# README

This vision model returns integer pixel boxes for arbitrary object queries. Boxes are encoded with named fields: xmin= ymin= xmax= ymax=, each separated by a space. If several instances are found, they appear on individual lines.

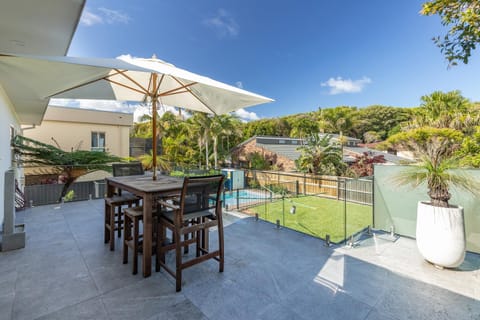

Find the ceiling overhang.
xmin=0 ymin=0 xmax=86 ymax=124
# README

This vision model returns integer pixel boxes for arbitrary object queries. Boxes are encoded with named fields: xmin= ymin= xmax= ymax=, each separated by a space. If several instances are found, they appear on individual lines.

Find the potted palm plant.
xmin=388 ymin=127 xmax=478 ymax=268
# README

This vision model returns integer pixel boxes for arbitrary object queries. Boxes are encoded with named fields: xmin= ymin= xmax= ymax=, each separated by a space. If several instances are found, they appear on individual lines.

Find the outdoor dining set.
xmin=103 ymin=162 xmax=225 ymax=292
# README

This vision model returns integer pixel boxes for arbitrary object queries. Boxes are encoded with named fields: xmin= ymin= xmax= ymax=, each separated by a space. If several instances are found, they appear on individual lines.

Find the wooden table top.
xmin=106 ymin=175 xmax=184 ymax=194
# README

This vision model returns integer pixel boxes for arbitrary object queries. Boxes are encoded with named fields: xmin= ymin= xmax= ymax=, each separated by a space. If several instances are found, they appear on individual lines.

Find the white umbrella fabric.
xmin=0 ymin=53 xmax=273 ymax=179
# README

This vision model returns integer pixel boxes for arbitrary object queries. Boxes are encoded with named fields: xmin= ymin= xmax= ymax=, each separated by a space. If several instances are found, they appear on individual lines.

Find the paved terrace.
xmin=1 ymin=199 xmax=479 ymax=320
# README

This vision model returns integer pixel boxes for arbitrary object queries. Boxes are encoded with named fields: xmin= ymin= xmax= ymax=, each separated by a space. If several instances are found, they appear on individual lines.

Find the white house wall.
xmin=0 ymin=85 xmax=21 ymax=227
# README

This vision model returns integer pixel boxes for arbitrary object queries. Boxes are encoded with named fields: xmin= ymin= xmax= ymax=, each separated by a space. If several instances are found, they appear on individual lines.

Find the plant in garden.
xmin=346 ymin=152 xmax=386 ymax=178
xmin=12 ymin=135 xmax=120 ymax=201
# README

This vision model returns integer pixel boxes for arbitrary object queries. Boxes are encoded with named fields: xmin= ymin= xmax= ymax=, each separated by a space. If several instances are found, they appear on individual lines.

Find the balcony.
xmin=1 ymin=199 xmax=479 ymax=320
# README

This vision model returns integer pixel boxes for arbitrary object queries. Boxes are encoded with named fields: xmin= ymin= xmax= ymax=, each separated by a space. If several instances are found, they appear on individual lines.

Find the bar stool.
xmin=123 ymin=206 xmax=156 ymax=275
xmin=104 ymin=194 xmax=140 ymax=251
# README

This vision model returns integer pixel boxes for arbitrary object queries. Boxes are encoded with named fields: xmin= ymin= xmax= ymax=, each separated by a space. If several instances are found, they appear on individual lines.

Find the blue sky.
xmin=65 ymin=0 xmax=480 ymax=121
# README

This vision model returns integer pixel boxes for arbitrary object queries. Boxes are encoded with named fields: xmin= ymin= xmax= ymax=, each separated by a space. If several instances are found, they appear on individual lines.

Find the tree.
xmin=190 ymin=112 xmax=212 ymax=170
xmin=406 ymin=91 xmax=480 ymax=135
xmin=138 ymin=150 xmax=171 ymax=172
xmin=317 ymin=106 xmax=357 ymax=137
xmin=248 ymin=152 xmax=271 ymax=170
xmin=288 ymin=114 xmax=319 ymax=139
xmin=352 ymin=105 xmax=412 ymax=141
xmin=12 ymin=135 xmax=120 ymax=201
xmin=457 ymin=126 xmax=480 ymax=167
xmin=296 ymin=134 xmax=346 ymax=175
xmin=422 ymin=0 xmax=480 ymax=66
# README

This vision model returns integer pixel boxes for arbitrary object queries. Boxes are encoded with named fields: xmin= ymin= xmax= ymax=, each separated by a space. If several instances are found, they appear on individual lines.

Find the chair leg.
xmin=132 ymin=217 xmax=139 ymax=275
xmin=156 ymin=222 xmax=166 ymax=272
xmin=117 ymin=204 xmax=125 ymax=238
xmin=104 ymin=202 xmax=110 ymax=244
xmin=109 ymin=205 xmax=115 ymax=251
xmin=218 ymin=215 xmax=225 ymax=273
xmin=123 ymin=213 xmax=131 ymax=265
xmin=174 ymin=226 xmax=182 ymax=292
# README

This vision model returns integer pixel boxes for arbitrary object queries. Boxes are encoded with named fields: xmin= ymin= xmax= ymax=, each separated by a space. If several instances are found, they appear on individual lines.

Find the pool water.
xmin=222 ymin=189 xmax=266 ymax=206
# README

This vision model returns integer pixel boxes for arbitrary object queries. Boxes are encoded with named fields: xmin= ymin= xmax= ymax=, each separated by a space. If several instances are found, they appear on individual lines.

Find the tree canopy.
xmin=422 ymin=0 xmax=480 ymax=65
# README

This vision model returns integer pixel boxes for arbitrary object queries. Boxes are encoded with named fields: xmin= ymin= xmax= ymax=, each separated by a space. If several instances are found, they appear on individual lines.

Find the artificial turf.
xmin=248 ymin=195 xmax=372 ymax=243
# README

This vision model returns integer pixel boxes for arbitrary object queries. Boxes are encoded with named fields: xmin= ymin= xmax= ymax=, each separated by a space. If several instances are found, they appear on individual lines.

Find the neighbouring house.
xmin=24 ymin=105 xmax=133 ymax=158
xmin=231 ymin=136 xmax=305 ymax=171
xmin=0 ymin=0 xmax=85 ymax=226
xmin=231 ymin=135 xmax=410 ymax=172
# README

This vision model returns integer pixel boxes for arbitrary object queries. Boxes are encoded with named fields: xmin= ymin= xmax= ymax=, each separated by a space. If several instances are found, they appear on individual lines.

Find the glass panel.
xmin=233 ymin=170 xmax=374 ymax=244
xmin=373 ymin=165 xmax=480 ymax=253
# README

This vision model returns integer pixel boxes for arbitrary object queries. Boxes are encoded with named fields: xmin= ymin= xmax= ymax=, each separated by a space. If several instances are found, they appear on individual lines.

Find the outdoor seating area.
xmin=1 ymin=199 xmax=479 ymax=320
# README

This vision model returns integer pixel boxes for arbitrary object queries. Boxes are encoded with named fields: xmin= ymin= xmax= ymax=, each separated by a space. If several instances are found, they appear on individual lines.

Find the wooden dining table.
xmin=105 ymin=174 xmax=184 ymax=277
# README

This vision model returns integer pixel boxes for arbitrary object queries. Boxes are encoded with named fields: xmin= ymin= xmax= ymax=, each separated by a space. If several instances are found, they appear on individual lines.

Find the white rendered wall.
xmin=0 ymin=85 xmax=21 ymax=227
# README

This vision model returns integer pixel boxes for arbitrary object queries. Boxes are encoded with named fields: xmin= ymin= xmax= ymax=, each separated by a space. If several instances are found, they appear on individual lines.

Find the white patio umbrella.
xmin=0 ymin=53 xmax=273 ymax=179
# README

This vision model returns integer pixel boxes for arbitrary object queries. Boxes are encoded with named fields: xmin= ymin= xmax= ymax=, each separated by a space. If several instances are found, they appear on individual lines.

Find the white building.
xmin=0 ymin=1 xmax=85 ymax=226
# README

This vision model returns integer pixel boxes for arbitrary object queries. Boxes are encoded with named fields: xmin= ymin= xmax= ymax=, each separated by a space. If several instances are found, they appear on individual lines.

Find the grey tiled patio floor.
xmin=1 ymin=199 xmax=479 ymax=320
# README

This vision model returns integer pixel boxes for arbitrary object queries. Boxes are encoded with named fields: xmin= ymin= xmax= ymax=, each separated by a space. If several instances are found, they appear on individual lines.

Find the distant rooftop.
xmin=236 ymin=135 xmax=410 ymax=164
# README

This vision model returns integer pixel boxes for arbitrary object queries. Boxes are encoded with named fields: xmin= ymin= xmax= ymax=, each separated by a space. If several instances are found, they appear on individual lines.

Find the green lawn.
xmin=248 ymin=196 xmax=372 ymax=243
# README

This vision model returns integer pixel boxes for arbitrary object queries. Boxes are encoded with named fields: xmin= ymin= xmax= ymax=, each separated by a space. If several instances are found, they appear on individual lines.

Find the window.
xmin=91 ymin=132 xmax=105 ymax=152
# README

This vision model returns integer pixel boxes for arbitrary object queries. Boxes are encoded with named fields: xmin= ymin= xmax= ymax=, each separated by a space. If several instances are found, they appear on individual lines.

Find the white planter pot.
xmin=416 ymin=201 xmax=466 ymax=268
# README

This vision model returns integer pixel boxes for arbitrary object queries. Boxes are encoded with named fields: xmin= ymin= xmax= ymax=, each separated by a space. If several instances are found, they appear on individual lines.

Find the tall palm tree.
xmin=210 ymin=114 xmax=240 ymax=169
xmin=296 ymin=134 xmax=345 ymax=175
xmin=190 ymin=112 xmax=212 ymax=169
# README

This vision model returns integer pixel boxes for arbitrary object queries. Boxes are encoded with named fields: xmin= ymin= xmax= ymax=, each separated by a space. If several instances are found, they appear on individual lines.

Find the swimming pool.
xmin=222 ymin=189 xmax=271 ymax=208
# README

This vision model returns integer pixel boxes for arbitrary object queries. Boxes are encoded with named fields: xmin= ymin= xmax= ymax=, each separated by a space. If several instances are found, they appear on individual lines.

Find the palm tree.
xmin=296 ymin=134 xmax=345 ymax=175
xmin=388 ymin=127 xmax=477 ymax=207
xmin=210 ymin=114 xmax=241 ymax=169
xmin=138 ymin=150 xmax=171 ymax=173
xmin=406 ymin=91 xmax=479 ymax=134
xmin=190 ymin=112 xmax=212 ymax=170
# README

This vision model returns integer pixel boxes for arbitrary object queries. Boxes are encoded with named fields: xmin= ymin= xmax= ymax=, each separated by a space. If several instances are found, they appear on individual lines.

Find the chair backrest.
xmin=112 ymin=162 xmax=144 ymax=177
xmin=180 ymin=175 xmax=224 ymax=216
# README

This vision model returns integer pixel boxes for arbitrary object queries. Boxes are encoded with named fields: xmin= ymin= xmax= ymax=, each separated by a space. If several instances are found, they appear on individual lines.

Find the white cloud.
xmin=204 ymin=9 xmax=239 ymax=38
xmin=98 ymin=7 xmax=131 ymax=24
xmin=235 ymin=81 xmax=243 ymax=89
xmin=233 ymin=108 xmax=259 ymax=122
xmin=80 ymin=7 xmax=131 ymax=26
xmin=134 ymin=104 xmax=180 ymax=122
xmin=80 ymin=8 xmax=103 ymax=26
xmin=321 ymin=76 xmax=372 ymax=95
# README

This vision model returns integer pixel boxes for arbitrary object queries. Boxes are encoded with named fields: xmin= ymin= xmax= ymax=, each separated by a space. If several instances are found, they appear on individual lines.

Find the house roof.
xmin=234 ymin=135 xmax=411 ymax=165
xmin=43 ymin=105 xmax=133 ymax=127
xmin=0 ymin=0 xmax=86 ymax=124
xmin=344 ymin=146 xmax=412 ymax=164
xmin=256 ymin=142 xmax=303 ymax=161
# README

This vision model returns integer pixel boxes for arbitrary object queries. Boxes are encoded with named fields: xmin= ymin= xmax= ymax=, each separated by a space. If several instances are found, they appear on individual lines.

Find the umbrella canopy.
xmin=0 ymin=53 xmax=273 ymax=179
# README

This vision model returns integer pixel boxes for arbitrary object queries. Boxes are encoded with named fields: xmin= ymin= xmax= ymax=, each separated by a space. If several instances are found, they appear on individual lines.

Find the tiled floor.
xmin=0 ymin=199 xmax=479 ymax=320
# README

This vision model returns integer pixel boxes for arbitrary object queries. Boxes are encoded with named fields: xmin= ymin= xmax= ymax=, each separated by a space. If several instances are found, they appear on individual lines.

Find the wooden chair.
xmin=104 ymin=162 xmax=143 ymax=251
xmin=123 ymin=206 xmax=157 ymax=275
xmin=155 ymin=174 xmax=225 ymax=292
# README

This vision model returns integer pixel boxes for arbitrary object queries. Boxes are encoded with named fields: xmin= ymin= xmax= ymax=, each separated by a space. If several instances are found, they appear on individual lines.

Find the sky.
xmin=62 ymin=0 xmax=480 ymax=121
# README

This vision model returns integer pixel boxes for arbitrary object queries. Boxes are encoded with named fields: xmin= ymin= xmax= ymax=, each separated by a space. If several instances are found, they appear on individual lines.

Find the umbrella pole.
xmin=152 ymin=74 xmax=158 ymax=181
